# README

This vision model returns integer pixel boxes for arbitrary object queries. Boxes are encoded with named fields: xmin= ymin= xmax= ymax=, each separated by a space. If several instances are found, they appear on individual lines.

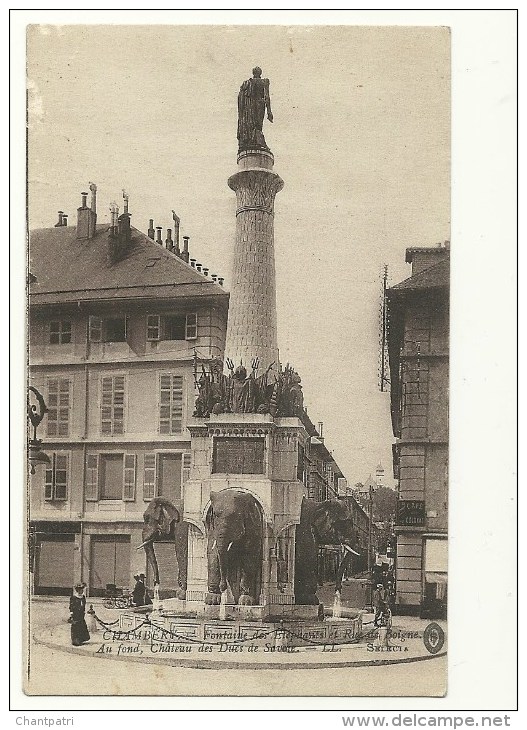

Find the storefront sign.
xmin=396 ymin=499 xmax=425 ymax=526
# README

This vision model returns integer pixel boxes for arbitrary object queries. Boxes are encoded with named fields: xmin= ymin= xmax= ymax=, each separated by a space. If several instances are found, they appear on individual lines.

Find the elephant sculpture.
xmin=205 ymin=489 xmax=263 ymax=606
xmin=294 ymin=498 xmax=360 ymax=605
xmin=137 ymin=497 xmax=188 ymax=600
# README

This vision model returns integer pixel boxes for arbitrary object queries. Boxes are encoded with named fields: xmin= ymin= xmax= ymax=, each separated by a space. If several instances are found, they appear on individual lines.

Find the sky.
xmin=27 ymin=24 xmax=450 ymax=487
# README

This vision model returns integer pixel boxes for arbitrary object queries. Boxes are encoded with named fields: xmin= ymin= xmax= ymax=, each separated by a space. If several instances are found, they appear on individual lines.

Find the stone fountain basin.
xmin=119 ymin=601 xmax=363 ymax=648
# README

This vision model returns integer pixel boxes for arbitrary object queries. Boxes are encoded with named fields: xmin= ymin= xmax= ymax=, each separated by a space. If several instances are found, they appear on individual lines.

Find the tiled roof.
xmin=388 ymin=257 xmax=449 ymax=293
xmin=29 ymin=224 xmax=229 ymax=305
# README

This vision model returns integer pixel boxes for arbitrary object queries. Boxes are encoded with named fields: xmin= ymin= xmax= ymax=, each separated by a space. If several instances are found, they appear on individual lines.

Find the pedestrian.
xmin=69 ymin=582 xmax=90 ymax=646
xmin=132 ymin=573 xmax=152 ymax=607
xmin=373 ymin=582 xmax=387 ymax=627
xmin=375 ymin=604 xmax=392 ymax=648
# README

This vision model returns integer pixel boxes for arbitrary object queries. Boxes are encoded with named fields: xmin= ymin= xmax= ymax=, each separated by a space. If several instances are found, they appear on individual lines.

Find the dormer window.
xmin=147 ymin=313 xmax=197 ymax=342
xmin=49 ymin=320 xmax=72 ymax=344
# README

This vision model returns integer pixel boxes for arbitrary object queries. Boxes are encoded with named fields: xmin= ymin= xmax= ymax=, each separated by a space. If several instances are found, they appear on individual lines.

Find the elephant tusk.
xmin=227 ymin=542 xmax=233 ymax=552
xmin=212 ymin=539 xmax=217 ymax=550
xmin=136 ymin=539 xmax=152 ymax=550
xmin=343 ymin=545 xmax=360 ymax=556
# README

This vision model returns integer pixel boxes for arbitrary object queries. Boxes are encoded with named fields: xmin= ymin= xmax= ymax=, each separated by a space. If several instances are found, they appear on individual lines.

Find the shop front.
xmin=32 ymin=521 xmax=80 ymax=596
xmin=421 ymin=536 xmax=447 ymax=619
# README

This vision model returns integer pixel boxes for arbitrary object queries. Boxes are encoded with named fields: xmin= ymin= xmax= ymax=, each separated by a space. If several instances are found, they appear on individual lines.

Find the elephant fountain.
xmin=205 ymin=489 xmax=263 ymax=606
xmin=137 ymin=497 xmax=188 ymax=600
xmin=294 ymin=498 xmax=360 ymax=606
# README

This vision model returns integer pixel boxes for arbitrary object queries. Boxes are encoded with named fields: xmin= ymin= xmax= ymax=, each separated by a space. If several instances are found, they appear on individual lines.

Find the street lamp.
xmin=27 ymin=386 xmax=50 ymax=475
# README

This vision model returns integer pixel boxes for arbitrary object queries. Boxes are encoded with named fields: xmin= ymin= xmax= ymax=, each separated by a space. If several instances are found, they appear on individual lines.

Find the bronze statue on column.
xmin=237 ymin=67 xmax=273 ymax=152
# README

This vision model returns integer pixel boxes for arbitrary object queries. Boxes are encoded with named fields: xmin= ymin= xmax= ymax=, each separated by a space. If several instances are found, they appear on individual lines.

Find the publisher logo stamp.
xmin=423 ymin=623 xmax=445 ymax=654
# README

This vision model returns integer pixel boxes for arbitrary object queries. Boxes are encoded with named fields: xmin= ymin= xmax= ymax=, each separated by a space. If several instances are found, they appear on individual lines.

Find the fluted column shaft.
xmin=225 ymin=150 xmax=284 ymax=373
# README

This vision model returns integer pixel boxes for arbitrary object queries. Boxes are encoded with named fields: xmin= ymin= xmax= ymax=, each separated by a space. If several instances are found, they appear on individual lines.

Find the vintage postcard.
xmin=23 ymin=22 xmax=451 ymax=698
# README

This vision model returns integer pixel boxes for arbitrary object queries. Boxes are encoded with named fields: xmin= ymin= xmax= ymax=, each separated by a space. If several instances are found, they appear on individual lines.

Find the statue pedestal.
xmin=183 ymin=413 xmax=308 ymax=619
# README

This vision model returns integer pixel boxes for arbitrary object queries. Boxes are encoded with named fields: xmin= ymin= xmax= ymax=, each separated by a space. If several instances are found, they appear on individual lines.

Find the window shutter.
xmin=89 ymin=316 xmax=102 ymax=342
xmin=47 ymin=380 xmax=58 ymax=436
xmin=143 ymin=454 xmax=156 ymax=500
xmin=101 ymin=377 xmax=113 ymax=434
xmin=123 ymin=454 xmax=137 ymax=501
xmin=185 ymin=312 xmax=197 ymax=340
xmin=101 ymin=376 xmax=125 ymax=435
xmin=58 ymin=379 xmax=70 ymax=436
xmin=113 ymin=376 xmax=125 ymax=434
xmin=147 ymin=315 xmax=161 ymax=341
xmin=54 ymin=453 xmax=68 ymax=500
xmin=182 ymin=452 xmax=191 ymax=484
xmin=47 ymin=379 xmax=70 ymax=437
xmin=159 ymin=374 xmax=183 ymax=434
xmin=44 ymin=457 xmax=54 ymax=501
xmin=86 ymin=454 xmax=99 ymax=500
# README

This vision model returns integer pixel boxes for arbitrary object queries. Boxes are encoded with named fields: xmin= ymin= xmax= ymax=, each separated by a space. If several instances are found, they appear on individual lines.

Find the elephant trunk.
xmin=335 ymin=550 xmax=352 ymax=594
xmin=143 ymin=540 xmax=159 ymax=585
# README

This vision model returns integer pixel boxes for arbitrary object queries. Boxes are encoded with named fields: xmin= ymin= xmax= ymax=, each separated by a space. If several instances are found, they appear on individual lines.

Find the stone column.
xmin=225 ymin=148 xmax=284 ymax=373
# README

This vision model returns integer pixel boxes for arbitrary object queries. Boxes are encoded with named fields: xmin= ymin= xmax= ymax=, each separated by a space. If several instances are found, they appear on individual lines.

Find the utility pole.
xmin=365 ymin=483 xmax=374 ymax=611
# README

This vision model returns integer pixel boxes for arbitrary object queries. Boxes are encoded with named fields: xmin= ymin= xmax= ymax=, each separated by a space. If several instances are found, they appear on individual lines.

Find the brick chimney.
xmin=89 ymin=183 xmax=97 ymax=237
xmin=405 ymin=244 xmax=449 ymax=275
xmin=181 ymin=235 xmax=190 ymax=264
xmin=147 ymin=219 xmax=155 ymax=240
xmin=107 ymin=202 xmax=132 ymax=264
xmin=76 ymin=189 xmax=97 ymax=239
xmin=54 ymin=211 xmax=64 ymax=227
xmin=172 ymin=210 xmax=180 ymax=253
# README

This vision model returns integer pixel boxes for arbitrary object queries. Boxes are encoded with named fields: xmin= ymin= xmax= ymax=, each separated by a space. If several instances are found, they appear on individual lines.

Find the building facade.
xmin=387 ymin=244 xmax=449 ymax=616
xmin=28 ymin=193 xmax=229 ymax=596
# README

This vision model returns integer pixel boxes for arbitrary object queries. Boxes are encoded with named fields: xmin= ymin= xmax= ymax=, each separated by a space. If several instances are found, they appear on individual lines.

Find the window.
xmin=165 ymin=315 xmax=186 ymax=341
xmin=159 ymin=375 xmax=184 ymax=434
xmin=146 ymin=313 xmax=197 ymax=342
xmin=185 ymin=313 xmax=197 ymax=340
xmin=147 ymin=315 xmax=160 ymax=341
xmin=99 ymin=454 xmax=123 ymax=499
xmin=212 ymin=438 xmax=265 ymax=474
xmin=44 ymin=453 xmax=69 ymax=501
xmin=47 ymin=379 xmax=71 ymax=437
xmin=49 ymin=320 xmax=72 ymax=344
xmin=93 ymin=453 xmax=137 ymax=501
xmin=142 ymin=453 xmax=186 ymax=501
xmin=101 ymin=376 xmax=125 ymax=435
xmin=105 ymin=318 xmax=127 ymax=342
xmin=89 ymin=316 xmax=127 ymax=343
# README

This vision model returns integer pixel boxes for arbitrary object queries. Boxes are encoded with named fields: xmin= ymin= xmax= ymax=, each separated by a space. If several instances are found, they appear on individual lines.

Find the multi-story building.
xmin=28 ymin=191 xmax=229 ymax=596
xmin=387 ymin=243 xmax=449 ymax=617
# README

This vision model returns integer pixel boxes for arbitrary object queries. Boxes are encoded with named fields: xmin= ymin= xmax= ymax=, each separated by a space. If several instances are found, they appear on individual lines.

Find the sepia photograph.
xmin=17 ymin=13 xmax=515 ymax=707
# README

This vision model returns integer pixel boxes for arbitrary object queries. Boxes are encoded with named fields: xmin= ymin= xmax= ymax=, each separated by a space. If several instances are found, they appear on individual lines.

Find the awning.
xmin=425 ymin=572 xmax=447 ymax=584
